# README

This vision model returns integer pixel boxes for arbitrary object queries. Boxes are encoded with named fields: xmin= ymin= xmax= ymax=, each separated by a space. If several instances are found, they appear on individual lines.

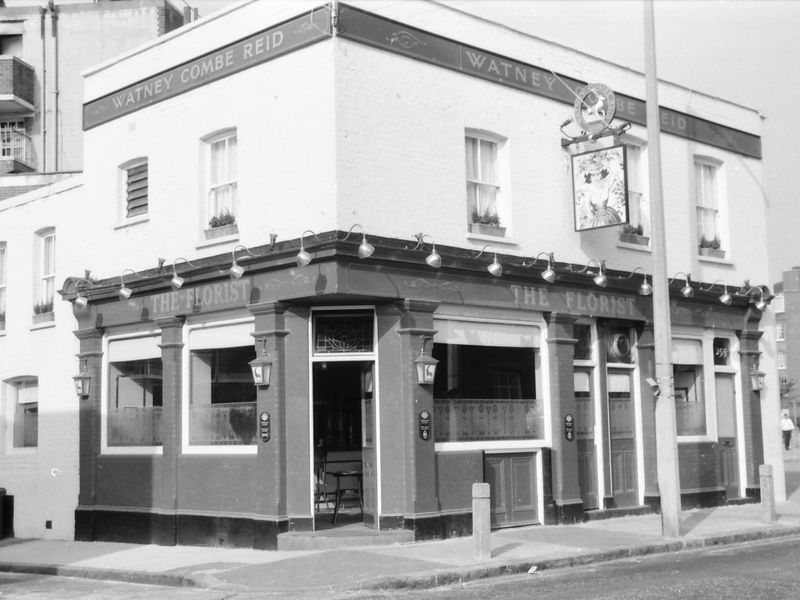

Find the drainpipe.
xmin=50 ymin=0 xmax=59 ymax=171
xmin=39 ymin=6 xmax=47 ymax=172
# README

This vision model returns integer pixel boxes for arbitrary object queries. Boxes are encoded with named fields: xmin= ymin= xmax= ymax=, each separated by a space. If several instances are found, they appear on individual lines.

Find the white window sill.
xmin=617 ymin=241 xmax=652 ymax=253
xmin=698 ymin=254 xmax=733 ymax=266
xmin=101 ymin=446 xmax=163 ymax=455
xmin=466 ymin=232 xmax=519 ymax=247
xmin=196 ymin=232 xmax=240 ymax=250
xmin=435 ymin=440 xmax=547 ymax=452
xmin=4 ymin=446 xmax=36 ymax=455
xmin=30 ymin=319 xmax=56 ymax=331
xmin=677 ymin=434 xmax=714 ymax=444
xmin=114 ymin=216 xmax=150 ymax=230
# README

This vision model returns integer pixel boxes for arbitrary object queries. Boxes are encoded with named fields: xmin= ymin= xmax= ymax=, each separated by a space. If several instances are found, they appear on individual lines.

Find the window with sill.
xmin=204 ymin=129 xmax=238 ymax=236
xmin=4 ymin=377 xmax=38 ymax=450
xmin=0 ymin=120 xmax=28 ymax=162
xmin=33 ymin=228 xmax=55 ymax=318
xmin=465 ymin=131 xmax=508 ymax=237
xmin=619 ymin=142 xmax=650 ymax=245
xmin=106 ymin=336 xmax=163 ymax=448
xmin=695 ymin=158 xmax=726 ymax=257
xmin=120 ymin=158 xmax=148 ymax=219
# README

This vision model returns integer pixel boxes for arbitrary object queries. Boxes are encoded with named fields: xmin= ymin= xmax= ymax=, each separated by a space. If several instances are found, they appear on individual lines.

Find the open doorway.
xmin=312 ymin=360 xmax=375 ymax=529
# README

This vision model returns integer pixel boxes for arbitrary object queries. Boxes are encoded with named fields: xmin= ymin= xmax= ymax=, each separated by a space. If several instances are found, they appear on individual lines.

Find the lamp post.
xmin=644 ymin=0 xmax=681 ymax=538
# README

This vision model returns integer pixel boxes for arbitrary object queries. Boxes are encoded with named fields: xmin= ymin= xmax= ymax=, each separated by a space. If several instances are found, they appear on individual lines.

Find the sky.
xmin=191 ymin=0 xmax=798 ymax=284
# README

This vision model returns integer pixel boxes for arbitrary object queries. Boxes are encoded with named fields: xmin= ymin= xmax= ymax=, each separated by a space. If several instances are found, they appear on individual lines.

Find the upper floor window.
xmin=0 ymin=120 xmax=27 ymax=161
xmin=773 ymin=294 xmax=785 ymax=314
xmin=695 ymin=158 xmax=726 ymax=258
xmin=619 ymin=141 xmax=650 ymax=245
xmin=4 ymin=377 xmax=38 ymax=450
xmin=777 ymin=322 xmax=786 ymax=342
xmin=121 ymin=158 xmax=148 ymax=219
xmin=34 ymin=228 xmax=55 ymax=316
xmin=0 ymin=242 xmax=6 ymax=328
xmin=778 ymin=351 xmax=787 ymax=370
xmin=204 ymin=129 xmax=238 ymax=231
xmin=465 ymin=131 xmax=508 ymax=238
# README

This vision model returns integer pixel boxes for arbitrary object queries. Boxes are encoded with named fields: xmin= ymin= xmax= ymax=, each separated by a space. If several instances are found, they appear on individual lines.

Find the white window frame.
xmin=465 ymin=129 xmax=510 ymax=239
xmin=618 ymin=137 xmax=651 ymax=245
xmin=182 ymin=317 xmax=256 ymax=455
xmin=101 ymin=332 xmax=163 ymax=455
xmin=203 ymin=128 xmax=238 ymax=228
xmin=118 ymin=157 xmax=149 ymax=225
xmin=0 ymin=120 xmax=27 ymax=161
xmin=777 ymin=322 xmax=786 ymax=342
xmin=3 ymin=376 xmax=38 ymax=454
xmin=694 ymin=156 xmax=727 ymax=254
xmin=33 ymin=227 xmax=55 ymax=313
xmin=778 ymin=351 xmax=787 ymax=371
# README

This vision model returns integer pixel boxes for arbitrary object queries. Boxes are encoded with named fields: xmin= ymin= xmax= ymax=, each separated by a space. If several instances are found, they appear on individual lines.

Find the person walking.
xmin=781 ymin=411 xmax=795 ymax=450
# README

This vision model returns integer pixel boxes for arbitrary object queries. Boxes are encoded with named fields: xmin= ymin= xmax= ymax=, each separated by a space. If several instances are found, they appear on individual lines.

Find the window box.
xmin=204 ymin=223 xmax=238 ymax=240
xmin=32 ymin=311 xmax=54 ymax=324
xmin=619 ymin=232 xmax=650 ymax=246
xmin=469 ymin=223 xmax=506 ymax=237
xmin=698 ymin=247 xmax=725 ymax=259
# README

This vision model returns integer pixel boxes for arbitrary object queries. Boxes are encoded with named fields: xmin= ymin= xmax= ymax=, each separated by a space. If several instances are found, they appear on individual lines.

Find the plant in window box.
xmin=470 ymin=208 xmax=506 ymax=237
xmin=32 ymin=300 xmax=54 ymax=323
xmin=698 ymin=234 xmax=725 ymax=258
xmin=619 ymin=223 xmax=650 ymax=246
xmin=205 ymin=210 xmax=238 ymax=239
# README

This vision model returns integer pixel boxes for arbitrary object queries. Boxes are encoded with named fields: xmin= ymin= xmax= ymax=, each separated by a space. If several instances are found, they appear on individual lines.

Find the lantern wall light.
xmin=521 ymin=252 xmax=558 ymax=284
xmin=735 ymin=281 xmax=771 ymax=311
xmin=63 ymin=276 xmax=96 ymax=309
xmin=73 ymin=358 xmax=91 ymax=398
xmin=296 ymin=230 xmax=320 ymax=267
xmin=699 ymin=279 xmax=732 ymax=306
xmin=118 ymin=268 xmax=148 ymax=300
xmin=414 ymin=335 xmax=438 ymax=384
xmin=669 ymin=272 xmax=694 ymax=298
xmin=249 ymin=338 xmax=273 ymax=387
xmin=617 ymin=267 xmax=652 ymax=296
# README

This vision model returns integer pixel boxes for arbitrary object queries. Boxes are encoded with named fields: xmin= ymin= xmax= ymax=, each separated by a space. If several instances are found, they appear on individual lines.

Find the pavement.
xmin=2 ymin=448 xmax=800 ymax=599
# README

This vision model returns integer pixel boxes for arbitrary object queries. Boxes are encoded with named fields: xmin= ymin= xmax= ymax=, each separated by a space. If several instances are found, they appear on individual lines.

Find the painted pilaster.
xmin=248 ymin=301 xmax=289 ymax=549
xmin=738 ymin=325 xmax=764 ymax=495
xmin=636 ymin=322 xmax=660 ymax=502
xmin=394 ymin=298 xmax=439 ymax=538
xmin=545 ymin=312 xmax=582 ymax=523
xmin=73 ymin=327 xmax=103 ymax=541
xmin=155 ymin=316 xmax=184 ymax=545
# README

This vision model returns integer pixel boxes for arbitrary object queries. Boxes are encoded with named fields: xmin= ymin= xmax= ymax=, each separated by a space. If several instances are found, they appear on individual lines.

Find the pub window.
xmin=695 ymin=156 xmax=727 ymax=257
xmin=203 ymin=128 xmax=238 ymax=230
xmin=433 ymin=343 xmax=542 ymax=442
xmin=186 ymin=321 xmax=256 ymax=449
xmin=33 ymin=227 xmax=55 ymax=316
xmin=313 ymin=311 xmax=374 ymax=355
xmin=106 ymin=336 xmax=162 ymax=448
xmin=619 ymin=140 xmax=650 ymax=244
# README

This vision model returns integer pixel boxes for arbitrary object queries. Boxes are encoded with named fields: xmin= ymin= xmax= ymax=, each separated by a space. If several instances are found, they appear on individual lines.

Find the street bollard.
xmin=472 ymin=482 xmax=491 ymax=560
xmin=760 ymin=464 xmax=776 ymax=523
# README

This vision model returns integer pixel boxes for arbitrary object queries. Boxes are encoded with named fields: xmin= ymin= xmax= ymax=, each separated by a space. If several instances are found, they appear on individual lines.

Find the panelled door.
xmin=484 ymin=452 xmax=539 ymax=528
xmin=607 ymin=369 xmax=637 ymax=507
xmin=575 ymin=368 xmax=599 ymax=509
xmin=716 ymin=373 xmax=739 ymax=499
xmin=361 ymin=362 xmax=377 ymax=526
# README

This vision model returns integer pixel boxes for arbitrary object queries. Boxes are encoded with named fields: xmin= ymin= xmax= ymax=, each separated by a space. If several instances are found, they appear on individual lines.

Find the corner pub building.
xmin=61 ymin=1 xmax=777 ymax=548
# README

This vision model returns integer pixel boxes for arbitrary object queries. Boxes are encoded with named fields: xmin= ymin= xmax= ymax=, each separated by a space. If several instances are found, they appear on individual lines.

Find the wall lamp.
xmin=414 ymin=335 xmax=438 ymax=384
xmin=669 ymin=272 xmax=694 ymax=298
xmin=699 ymin=280 xmax=732 ymax=305
xmin=296 ymin=230 xmax=320 ymax=267
xmin=63 ymin=276 xmax=96 ymax=309
xmin=73 ymin=357 xmax=91 ymax=399
xmin=230 ymin=245 xmax=257 ymax=279
xmin=736 ymin=280 xmax=770 ymax=311
xmin=619 ymin=267 xmax=652 ymax=296
xmin=570 ymin=259 xmax=606 ymax=288
xmin=169 ymin=257 xmax=199 ymax=290
xmin=249 ymin=338 xmax=273 ymax=387
xmin=118 ymin=268 xmax=147 ymax=300
xmin=522 ymin=252 xmax=557 ymax=284
xmin=474 ymin=245 xmax=502 ymax=277
xmin=341 ymin=224 xmax=375 ymax=259
xmin=411 ymin=233 xmax=442 ymax=268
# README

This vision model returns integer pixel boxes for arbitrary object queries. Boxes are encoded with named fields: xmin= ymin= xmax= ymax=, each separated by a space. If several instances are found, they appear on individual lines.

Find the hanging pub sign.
xmin=572 ymin=144 xmax=629 ymax=232
xmin=573 ymin=83 xmax=617 ymax=134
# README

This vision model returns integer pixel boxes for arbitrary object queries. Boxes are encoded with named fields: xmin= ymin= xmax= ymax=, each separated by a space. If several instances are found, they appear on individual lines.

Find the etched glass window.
xmin=313 ymin=312 xmax=374 ymax=354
